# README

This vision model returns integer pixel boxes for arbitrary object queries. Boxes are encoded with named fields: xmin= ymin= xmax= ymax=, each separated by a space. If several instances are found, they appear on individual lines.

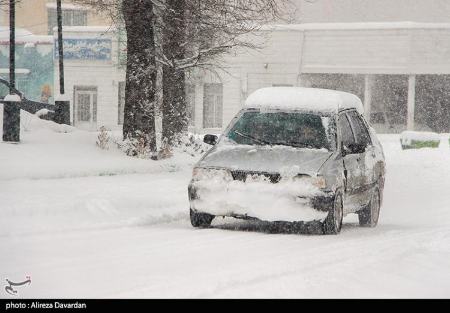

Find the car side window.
xmin=339 ymin=113 xmax=356 ymax=148
xmin=347 ymin=111 xmax=372 ymax=147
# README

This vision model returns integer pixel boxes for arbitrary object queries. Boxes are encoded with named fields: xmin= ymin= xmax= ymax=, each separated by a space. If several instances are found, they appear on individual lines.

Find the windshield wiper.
xmin=233 ymin=130 xmax=271 ymax=146
xmin=272 ymin=141 xmax=322 ymax=149
xmin=284 ymin=142 xmax=315 ymax=149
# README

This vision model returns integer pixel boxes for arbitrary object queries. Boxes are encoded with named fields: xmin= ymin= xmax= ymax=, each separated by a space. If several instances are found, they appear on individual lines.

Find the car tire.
xmin=358 ymin=186 xmax=381 ymax=227
xmin=190 ymin=209 xmax=214 ymax=228
xmin=323 ymin=191 xmax=344 ymax=235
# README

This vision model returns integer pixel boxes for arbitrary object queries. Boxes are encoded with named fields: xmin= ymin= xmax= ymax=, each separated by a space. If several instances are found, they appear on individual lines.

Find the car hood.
xmin=197 ymin=142 xmax=333 ymax=176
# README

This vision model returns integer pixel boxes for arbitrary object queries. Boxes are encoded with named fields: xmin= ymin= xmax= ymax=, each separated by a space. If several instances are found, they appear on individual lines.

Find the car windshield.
xmin=226 ymin=110 xmax=334 ymax=150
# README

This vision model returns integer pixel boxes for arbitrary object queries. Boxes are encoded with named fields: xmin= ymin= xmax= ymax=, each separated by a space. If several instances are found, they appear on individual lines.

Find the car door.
xmin=346 ymin=111 xmax=375 ymax=205
xmin=338 ymin=112 xmax=363 ymax=212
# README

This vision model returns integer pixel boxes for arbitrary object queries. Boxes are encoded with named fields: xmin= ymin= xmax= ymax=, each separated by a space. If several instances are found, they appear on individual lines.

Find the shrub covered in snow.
xmin=116 ymin=133 xmax=157 ymax=159
xmin=96 ymin=126 xmax=111 ymax=150
xmin=400 ymin=131 xmax=440 ymax=150
xmin=113 ymin=132 xmax=212 ymax=160
xmin=170 ymin=133 xmax=213 ymax=157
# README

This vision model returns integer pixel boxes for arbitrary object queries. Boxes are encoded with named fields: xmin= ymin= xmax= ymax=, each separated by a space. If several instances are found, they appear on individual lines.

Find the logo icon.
xmin=4 ymin=276 xmax=31 ymax=296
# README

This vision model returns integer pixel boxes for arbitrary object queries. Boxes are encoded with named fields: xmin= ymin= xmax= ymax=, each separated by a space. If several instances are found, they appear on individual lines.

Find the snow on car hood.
xmin=197 ymin=142 xmax=333 ymax=176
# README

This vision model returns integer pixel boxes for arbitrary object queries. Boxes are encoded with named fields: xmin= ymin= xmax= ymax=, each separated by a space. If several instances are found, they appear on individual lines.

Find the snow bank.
xmin=400 ymin=131 xmax=441 ymax=149
xmin=55 ymin=94 xmax=71 ymax=102
xmin=245 ymin=87 xmax=364 ymax=114
xmin=0 ymin=111 xmax=199 ymax=236
xmin=0 ymin=110 xmax=199 ymax=181
xmin=4 ymin=94 xmax=21 ymax=102
xmin=35 ymin=108 xmax=53 ymax=117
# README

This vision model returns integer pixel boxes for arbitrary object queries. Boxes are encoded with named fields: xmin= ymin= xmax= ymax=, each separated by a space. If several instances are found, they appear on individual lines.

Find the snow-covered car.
xmin=188 ymin=87 xmax=386 ymax=234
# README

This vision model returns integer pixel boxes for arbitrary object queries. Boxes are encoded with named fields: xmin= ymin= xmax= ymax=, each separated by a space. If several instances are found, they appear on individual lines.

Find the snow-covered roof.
xmin=0 ymin=68 xmax=31 ymax=75
xmin=262 ymin=22 xmax=450 ymax=31
xmin=46 ymin=3 xmax=88 ymax=11
xmin=244 ymin=87 xmax=364 ymax=114
xmin=0 ymin=27 xmax=53 ymax=44
xmin=53 ymin=26 xmax=115 ymax=33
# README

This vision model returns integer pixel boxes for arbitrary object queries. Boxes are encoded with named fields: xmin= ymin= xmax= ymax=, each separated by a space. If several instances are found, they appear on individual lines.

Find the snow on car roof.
xmin=244 ymin=87 xmax=364 ymax=114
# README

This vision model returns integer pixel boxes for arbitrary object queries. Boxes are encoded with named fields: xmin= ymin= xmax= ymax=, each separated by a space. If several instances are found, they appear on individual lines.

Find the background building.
xmin=0 ymin=1 xmax=112 ymax=108
xmin=0 ymin=0 xmax=110 ymax=35
xmin=3 ymin=1 xmax=450 ymax=133
xmin=0 ymin=27 xmax=54 ymax=103
xmin=294 ymin=0 xmax=450 ymax=23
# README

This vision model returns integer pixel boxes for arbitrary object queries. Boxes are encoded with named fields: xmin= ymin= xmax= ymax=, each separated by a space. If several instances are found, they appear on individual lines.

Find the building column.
xmin=407 ymin=74 xmax=416 ymax=131
xmin=363 ymin=75 xmax=372 ymax=121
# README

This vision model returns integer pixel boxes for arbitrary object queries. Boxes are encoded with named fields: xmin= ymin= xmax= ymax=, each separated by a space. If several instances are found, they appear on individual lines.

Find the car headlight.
xmin=192 ymin=167 xmax=232 ymax=182
xmin=293 ymin=174 xmax=327 ymax=189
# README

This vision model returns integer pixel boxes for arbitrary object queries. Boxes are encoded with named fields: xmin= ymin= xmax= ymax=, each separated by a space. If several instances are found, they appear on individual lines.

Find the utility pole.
xmin=2 ymin=0 xmax=21 ymax=143
xmin=54 ymin=0 xmax=70 ymax=125
xmin=9 ymin=0 xmax=14 ymax=93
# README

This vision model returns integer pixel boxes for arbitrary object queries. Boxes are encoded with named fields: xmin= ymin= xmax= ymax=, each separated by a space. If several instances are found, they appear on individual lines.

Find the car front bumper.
xmin=188 ymin=181 xmax=334 ymax=223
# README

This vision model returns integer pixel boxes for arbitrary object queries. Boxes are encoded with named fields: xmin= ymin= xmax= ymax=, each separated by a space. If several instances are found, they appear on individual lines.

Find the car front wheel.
xmin=190 ymin=209 xmax=215 ymax=228
xmin=323 ymin=191 xmax=344 ymax=235
xmin=358 ymin=186 xmax=380 ymax=227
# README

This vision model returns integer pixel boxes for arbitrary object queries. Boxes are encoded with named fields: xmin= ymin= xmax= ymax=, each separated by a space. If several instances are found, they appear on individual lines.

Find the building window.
xmin=203 ymin=83 xmax=223 ymax=128
xmin=48 ymin=8 xmax=87 ymax=34
xmin=118 ymin=82 xmax=125 ymax=125
xmin=186 ymin=84 xmax=195 ymax=126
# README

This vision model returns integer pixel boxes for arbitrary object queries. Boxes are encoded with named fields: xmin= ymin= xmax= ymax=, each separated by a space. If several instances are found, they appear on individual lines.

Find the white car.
xmin=188 ymin=87 xmax=386 ymax=234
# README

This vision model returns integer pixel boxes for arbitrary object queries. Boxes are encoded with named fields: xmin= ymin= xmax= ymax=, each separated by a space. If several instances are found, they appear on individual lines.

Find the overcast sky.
xmin=294 ymin=0 xmax=450 ymax=23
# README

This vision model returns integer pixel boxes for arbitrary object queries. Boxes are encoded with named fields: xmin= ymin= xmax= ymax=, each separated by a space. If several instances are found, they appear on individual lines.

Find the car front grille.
xmin=230 ymin=170 xmax=281 ymax=184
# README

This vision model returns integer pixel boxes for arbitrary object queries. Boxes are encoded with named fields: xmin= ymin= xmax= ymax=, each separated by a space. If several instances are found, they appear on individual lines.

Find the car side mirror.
xmin=342 ymin=143 xmax=366 ymax=156
xmin=203 ymin=134 xmax=218 ymax=145
xmin=341 ymin=143 xmax=351 ymax=157
xmin=351 ymin=143 xmax=367 ymax=154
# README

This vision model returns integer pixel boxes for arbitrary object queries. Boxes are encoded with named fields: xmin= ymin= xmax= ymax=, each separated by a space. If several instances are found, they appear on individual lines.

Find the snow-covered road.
xmin=1 ymin=116 xmax=450 ymax=298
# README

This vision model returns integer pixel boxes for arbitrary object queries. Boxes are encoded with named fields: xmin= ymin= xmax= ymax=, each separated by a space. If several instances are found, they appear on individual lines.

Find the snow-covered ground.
xmin=1 ymin=112 xmax=450 ymax=298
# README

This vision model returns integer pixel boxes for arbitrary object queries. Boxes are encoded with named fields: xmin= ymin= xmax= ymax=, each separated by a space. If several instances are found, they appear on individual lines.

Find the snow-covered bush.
xmin=116 ymin=134 xmax=157 ymax=160
xmin=113 ymin=132 xmax=213 ymax=160
xmin=400 ymin=131 xmax=440 ymax=150
xmin=169 ymin=133 xmax=213 ymax=158
xmin=96 ymin=126 xmax=111 ymax=150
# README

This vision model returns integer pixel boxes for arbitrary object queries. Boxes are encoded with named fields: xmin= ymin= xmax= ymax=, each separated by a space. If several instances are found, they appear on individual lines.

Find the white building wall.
xmin=54 ymin=27 xmax=124 ymax=130
xmin=410 ymin=29 xmax=450 ymax=74
xmin=56 ymin=23 xmax=450 ymax=133
xmin=294 ymin=0 xmax=450 ymax=23
xmin=301 ymin=29 xmax=410 ymax=74
xmin=297 ymin=24 xmax=450 ymax=75
xmin=207 ymin=30 xmax=304 ymax=132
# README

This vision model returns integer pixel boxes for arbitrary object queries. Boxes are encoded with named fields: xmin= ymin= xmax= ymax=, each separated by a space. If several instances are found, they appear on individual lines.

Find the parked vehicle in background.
xmin=188 ymin=87 xmax=386 ymax=234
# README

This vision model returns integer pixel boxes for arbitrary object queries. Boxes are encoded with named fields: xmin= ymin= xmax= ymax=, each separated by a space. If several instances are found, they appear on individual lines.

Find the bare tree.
xmin=72 ymin=0 xmax=295 ymax=153
xmin=159 ymin=0 xmax=295 ymax=146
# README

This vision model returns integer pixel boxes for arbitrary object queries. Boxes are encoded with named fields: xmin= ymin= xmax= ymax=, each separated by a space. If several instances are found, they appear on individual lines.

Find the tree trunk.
xmin=162 ymin=0 xmax=187 ymax=146
xmin=122 ymin=0 xmax=157 ymax=153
